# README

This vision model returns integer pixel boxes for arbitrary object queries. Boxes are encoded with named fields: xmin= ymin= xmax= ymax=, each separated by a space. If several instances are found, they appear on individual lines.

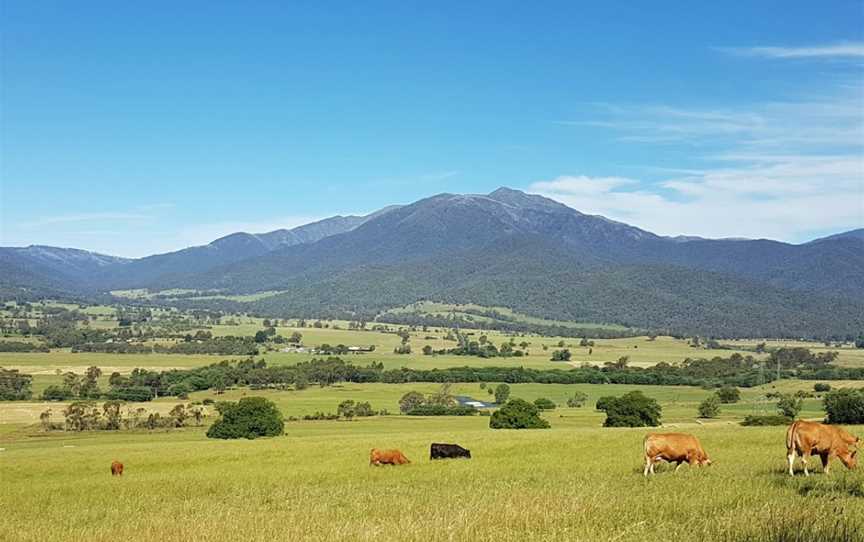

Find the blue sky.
xmin=1 ymin=1 xmax=862 ymax=257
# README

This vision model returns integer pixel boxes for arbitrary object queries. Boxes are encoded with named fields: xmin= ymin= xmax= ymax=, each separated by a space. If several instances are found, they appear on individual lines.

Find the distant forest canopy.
xmin=11 ymin=348 xmax=857 ymax=404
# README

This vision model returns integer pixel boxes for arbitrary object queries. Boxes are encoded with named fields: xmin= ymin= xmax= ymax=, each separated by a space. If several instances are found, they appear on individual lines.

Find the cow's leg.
xmin=821 ymin=453 xmax=831 ymax=474
xmin=787 ymin=450 xmax=796 ymax=476
xmin=801 ymin=453 xmax=810 ymax=476
xmin=675 ymin=461 xmax=684 ymax=473
xmin=643 ymin=456 xmax=651 ymax=477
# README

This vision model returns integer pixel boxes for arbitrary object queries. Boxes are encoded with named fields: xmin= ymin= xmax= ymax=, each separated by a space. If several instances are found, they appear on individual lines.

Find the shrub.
xmin=595 ymin=396 xmax=615 ymax=412
xmin=489 ymin=399 xmax=550 ymax=429
xmin=740 ymin=414 xmax=793 ymax=426
xmin=716 ymin=386 xmax=740 ymax=404
xmin=533 ymin=397 xmax=557 ymax=410
xmin=697 ymin=395 xmax=721 ymax=418
xmin=566 ymin=391 xmax=588 ymax=408
xmin=776 ymin=394 xmax=804 ymax=418
xmin=814 ymin=383 xmax=832 ymax=393
xmin=41 ymin=385 xmax=74 ymax=401
xmin=823 ymin=388 xmax=864 ymax=424
xmin=206 ymin=397 xmax=284 ymax=439
xmin=601 ymin=391 xmax=662 ymax=427
xmin=406 ymin=404 xmax=477 ymax=416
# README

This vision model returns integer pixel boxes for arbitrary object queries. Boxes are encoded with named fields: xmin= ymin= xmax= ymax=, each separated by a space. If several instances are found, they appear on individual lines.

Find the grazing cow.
xmin=786 ymin=420 xmax=859 ymax=476
xmin=110 ymin=460 xmax=124 ymax=476
xmin=430 ymin=443 xmax=471 ymax=460
xmin=643 ymin=433 xmax=711 ymax=476
xmin=369 ymin=448 xmax=410 ymax=466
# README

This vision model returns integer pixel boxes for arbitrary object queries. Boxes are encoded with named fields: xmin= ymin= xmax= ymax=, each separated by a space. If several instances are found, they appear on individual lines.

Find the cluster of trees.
xmin=69 ymin=348 xmax=860 ymax=403
xmin=489 ymin=398 xmax=550 ymax=429
xmin=596 ymin=391 xmax=662 ymax=427
xmin=378 ymin=312 xmax=642 ymax=339
xmin=336 ymin=399 xmax=378 ymax=419
xmin=421 ymin=334 xmax=528 ymax=358
xmin=823 ymin=388 xmax=864 ymax=424
xmin=0 ymin=368 xmax=32 ymax=400
xmin=397 ymin=383 xmax=477 ymax=416
xmin=0 ymin=341 xmax=49 ymax=353
xmin=40 ymin=401 xmax=203 ymax=432
xmin=42 ymin=366 xmax=104 ymax=401
xmin=206 ymin=397 xmax=283 ymax=439
xmin=69 ymin=335 xmax=260 ymax=355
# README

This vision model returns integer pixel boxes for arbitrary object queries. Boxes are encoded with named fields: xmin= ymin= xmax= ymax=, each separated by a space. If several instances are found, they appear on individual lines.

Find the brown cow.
xmin=643 ymin=433 xmax=711 ymax=476
xmin=110 ymin=460 xmax=124 ymax=476
xmin=786 ymin=420 xmax=859 ymax=476
xmin=369 ymin=448 xmax=410 ymax=466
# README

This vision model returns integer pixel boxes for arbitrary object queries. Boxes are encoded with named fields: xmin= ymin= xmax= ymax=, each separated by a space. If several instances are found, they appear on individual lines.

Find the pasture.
xmin=2 ymin=406 xmax=863 ymax=542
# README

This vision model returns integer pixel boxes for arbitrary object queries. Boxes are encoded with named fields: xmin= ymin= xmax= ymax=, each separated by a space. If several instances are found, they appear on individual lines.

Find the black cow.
xmin=430 ymin=443 xmax=471 ymax=460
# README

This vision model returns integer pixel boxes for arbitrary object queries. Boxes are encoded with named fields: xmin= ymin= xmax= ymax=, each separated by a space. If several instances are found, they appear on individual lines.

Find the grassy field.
xmin=2 ymin=406 xmax=862 ymax=542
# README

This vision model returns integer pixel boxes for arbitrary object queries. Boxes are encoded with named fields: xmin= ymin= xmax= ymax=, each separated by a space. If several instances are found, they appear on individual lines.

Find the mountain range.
xmin=2 ymin=188 xmax=862 ymax=338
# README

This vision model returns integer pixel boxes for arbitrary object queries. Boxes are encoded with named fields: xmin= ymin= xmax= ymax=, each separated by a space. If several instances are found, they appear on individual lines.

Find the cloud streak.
xmin=717 ymin=42 xmax=864 ymax=59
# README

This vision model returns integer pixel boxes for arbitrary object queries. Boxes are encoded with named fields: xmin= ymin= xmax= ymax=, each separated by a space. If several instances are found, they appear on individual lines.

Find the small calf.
xmin=111 ymin=460 xmax=124 ymax=476
xmin=430 ymin=443 xmax=471 ymax=460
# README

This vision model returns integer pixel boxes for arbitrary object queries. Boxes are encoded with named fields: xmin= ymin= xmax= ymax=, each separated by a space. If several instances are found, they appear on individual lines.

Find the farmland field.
xmin=2 ymin=405 xmax=863 ymax=542
xmin=3 ymin=302 xmax=864 ymax=542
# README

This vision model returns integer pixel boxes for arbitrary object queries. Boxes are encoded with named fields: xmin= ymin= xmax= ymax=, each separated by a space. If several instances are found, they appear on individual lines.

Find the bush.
xmin=740 ymin=414 xmax=793 ymax=426
xmin=814 ymin=383 xmax=832 ymax=393
xmin=823 ymin=388 xmax=864 ymax=424
xmin=489 ymin=398 xmax=550 ymax=429
xmin=716 ymin=386 xmax=740 ymax=404
xmin=697 ymin=395 xmax=721 ymax=418
xmin=776 ymin=394 xmax=804 ymax=418
xmin=206 ymin=397 xmax=284 ymax=439
xmin=41 ymin=385 xmax=73 ymax=401
xmin=406 ymin=404 xmax=477 ymax=416
xmin=595 ymin=396 xmax=615 ymax=412
xmin=601 ymin=391 xmax=662 ymax=427
xmin=533 ymin=397 xmax=557 ymax=410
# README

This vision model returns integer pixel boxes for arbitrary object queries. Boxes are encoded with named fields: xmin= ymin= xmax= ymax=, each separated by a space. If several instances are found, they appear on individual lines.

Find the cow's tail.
xmin=786 ymin=421 xmax=799 ymax=453
xmin=643 ymin=434 xmax=652 ymax=458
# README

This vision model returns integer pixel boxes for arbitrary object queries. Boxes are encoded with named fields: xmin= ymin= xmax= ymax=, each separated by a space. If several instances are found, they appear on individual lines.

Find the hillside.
xmin=1 ymin=188 xmax=862 ymax=337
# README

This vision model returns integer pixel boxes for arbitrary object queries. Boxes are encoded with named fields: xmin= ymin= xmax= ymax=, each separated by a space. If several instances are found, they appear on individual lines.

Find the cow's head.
xmin=839 ymin=447 xmax=858 ymax=470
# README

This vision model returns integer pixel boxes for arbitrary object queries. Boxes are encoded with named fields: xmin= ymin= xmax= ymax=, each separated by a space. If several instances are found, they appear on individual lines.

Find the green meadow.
xmin=2 ymin=402 xmax=863 ymax=542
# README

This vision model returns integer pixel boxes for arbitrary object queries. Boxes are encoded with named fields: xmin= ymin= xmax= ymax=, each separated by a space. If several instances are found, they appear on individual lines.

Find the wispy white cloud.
xmin=717 ymin=42 xmax=864 ymax=59
xmin=541 ymin=69 xmax=864 ymax=241
xmin=528 ymin=155 xmax=864 ymax=241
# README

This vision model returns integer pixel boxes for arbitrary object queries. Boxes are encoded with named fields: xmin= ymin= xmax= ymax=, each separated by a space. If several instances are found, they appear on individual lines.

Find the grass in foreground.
xmin=2 ymin=415 xmax=863 ymax=542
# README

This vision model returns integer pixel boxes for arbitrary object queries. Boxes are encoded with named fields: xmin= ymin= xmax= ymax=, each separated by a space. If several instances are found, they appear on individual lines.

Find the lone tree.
xmin=494 ymin=383 xmax=511 ymax=404
xmin=206 ymin=397 xmax=284 ymax=439
xmin=716 ymin=386 xmax=741 ymax=404
xmin=776 ymin=394 xmax=803 ymax=418
xmin=567 ymin=391 xmax=588 ymax=408
xmin=697 ymin=396 xmax=721 ymax=419
xmin=598 ymin=391 xmax=662 ymax=427
xmin=489 ymin=398 xmax=550 ymax=429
